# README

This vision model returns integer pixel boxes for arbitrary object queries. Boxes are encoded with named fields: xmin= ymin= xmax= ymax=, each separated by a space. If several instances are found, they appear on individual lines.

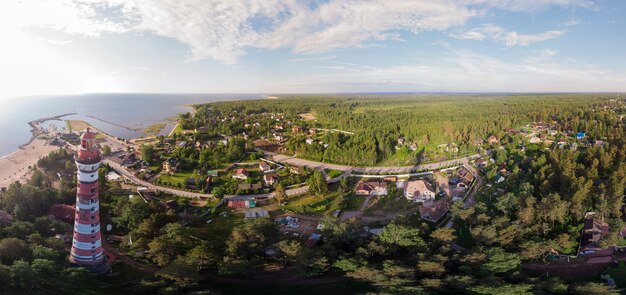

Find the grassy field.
xmin=189 ymin=208 xmax=244 ymax=251
xmin=143 ymin=123 xmax=166 ymax=136
xmin=66 ymin=120 xmax=106 ymax=139
xmin=170 ymin=122 xmax=184 ymax=135
xmin=324 ymin=169 xmax=343 ymax=179
xmin=283 ymin=192 xmax=343 ymax=215
xmin=157 ymin=170 xmax=203 ymax=187
xmin=66 ymin=119 xmax=89 ymax=131
xmin=298 ymin=112 xmax=317 ymax=121
xmin=343 ymin=194 xmax=366 ymax=210
xmin=364 ymin=195 xmax=413 ymax=215
xmin=238 ymin=152 xmax=261 ymax=163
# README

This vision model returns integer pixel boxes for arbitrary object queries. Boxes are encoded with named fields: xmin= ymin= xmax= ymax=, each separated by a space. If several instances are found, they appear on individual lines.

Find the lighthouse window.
xmin=90 ymin=188 xmax=95 ymax=193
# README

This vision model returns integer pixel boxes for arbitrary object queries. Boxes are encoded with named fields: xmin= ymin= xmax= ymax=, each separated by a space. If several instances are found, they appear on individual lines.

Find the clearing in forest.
xmin=298 ymin=112 xmax=317 ymax=121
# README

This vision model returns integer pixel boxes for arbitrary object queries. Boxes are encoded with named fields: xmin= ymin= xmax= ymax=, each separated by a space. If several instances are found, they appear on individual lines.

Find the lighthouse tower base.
xmin=68 ymin=255 xmax=111 ymax=274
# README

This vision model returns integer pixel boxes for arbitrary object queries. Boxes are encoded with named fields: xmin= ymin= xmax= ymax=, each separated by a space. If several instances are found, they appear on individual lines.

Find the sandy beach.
xmin=0 ymin=136 xmax=58 ymax=188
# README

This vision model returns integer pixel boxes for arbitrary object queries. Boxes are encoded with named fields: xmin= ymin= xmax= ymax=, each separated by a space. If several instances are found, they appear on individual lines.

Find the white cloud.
xmin=0 ymin=0 xmax=129 ymax=37
xmin=1 ymin=0 xmax=595 ymax=64
xmin=288 ymin=56 xmax=336 ymax=63
xmin=452 ymin=25 xmax=564 ymax=46
xmin=464 ymin=0 xmax=596 ymax=12
xmin=564 ymin=18 xmax=583 ymax=26
xmin=271 ymin=47 xmax=626 ymax=93
xmin=504 ymin=30 xmax=564 ymax=46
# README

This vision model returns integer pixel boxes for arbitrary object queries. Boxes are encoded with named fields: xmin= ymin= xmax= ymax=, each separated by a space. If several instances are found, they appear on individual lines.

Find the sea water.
xmin=0 ymin=93 xmax=263 ymax=157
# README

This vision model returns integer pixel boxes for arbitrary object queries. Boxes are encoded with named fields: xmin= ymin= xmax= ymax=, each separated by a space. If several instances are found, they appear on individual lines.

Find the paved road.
xmin=105 ymin=159 xmax=310 ymax=201
xmin=264 ymin=149 xmax=481 ymax=174
xmin=105 ymin=159 xmax=214 ymax=199
xmin=106 ymin=147 xmax=482 ymax=203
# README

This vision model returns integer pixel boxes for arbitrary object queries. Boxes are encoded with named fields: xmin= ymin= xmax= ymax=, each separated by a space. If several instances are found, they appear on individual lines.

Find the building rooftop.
xmin=404 ymin=180 xmax=434 ymax=195
xmin=48 ymin=204 xmax=75 ymax=223
xmin=420 ymin=200 xmax=450 ymax=222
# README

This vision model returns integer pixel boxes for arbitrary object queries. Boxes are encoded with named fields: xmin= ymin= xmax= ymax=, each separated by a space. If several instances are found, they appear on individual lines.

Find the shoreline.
xmin=2 ymin=96 xmax=249 ymax=159
xmin=0 ymin=113 xmax=125 ymax=188
xmin=1 ymin=114 xmax=74 ymax=187
xmin=19 ymin=113 xmax=76 ymax=149
xmin=0 ymin=135 xmax=58 ymax=188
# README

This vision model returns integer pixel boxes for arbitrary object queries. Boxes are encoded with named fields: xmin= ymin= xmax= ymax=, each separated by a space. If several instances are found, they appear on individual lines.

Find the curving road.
xmin=105 ymin=159 xmax=309 ymax=201
xmin=265 ymin=149 xmax=482 ymax=174
xmin=105 ymin=150 xmax=484 ymax=202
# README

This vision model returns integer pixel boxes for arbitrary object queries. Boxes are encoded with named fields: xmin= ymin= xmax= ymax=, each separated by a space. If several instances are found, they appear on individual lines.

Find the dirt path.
xmin=360 ymin=195 xmax=374 ymax=211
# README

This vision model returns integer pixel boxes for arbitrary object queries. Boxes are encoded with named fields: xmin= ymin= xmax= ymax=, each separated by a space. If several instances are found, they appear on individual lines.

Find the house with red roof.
xmin=355 ymin=181 xmax=388 ymax=196
xmin=232 ymin=168 xmax=249 ymax=180
xmin=420 ymin=200 xmax=450 ymax=223
xmin=48 ymin=204 xmax=75 ymax=224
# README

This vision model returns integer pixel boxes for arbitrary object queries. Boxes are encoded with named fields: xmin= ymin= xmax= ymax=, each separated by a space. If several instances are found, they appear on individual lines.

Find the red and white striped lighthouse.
xmin=69 ymin=128 xmax=107 ymax=270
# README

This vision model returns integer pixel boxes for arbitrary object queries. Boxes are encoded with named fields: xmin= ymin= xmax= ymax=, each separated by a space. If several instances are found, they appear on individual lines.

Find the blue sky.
xmin=1 ymin=0 xmax=625 ymax=98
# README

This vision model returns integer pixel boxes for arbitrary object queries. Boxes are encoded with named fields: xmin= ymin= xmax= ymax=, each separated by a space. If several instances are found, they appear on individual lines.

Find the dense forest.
xmin=186 ymin=94 xmax=618 ymax=165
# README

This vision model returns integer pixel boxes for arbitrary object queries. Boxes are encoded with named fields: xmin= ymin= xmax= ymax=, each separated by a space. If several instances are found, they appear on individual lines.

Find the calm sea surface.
xmin=0 ymin=93 xmax=263 ymax=157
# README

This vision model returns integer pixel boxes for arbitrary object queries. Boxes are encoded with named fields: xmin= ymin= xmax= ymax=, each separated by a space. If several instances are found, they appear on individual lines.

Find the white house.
xmin=232 ymin=168 xmax=249 ymax=180
xmin=404 ymin=180 xmax=435 ymax=202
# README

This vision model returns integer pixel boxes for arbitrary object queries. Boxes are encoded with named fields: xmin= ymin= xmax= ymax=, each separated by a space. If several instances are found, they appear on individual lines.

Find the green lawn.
xmin=157 ymin=170 xmax=202 ymax=186
xmin=343 ymin=194 xmax=366 ymax=210
xmin=283 ymin=192 xmax=342 ymax=215
xmin=170 ymin=122 xmax=184 ymax=135
xmin=324 ymin=169 xmax=343 ymax=179
xmin=364 ymin=195 xmax=413 ymax=215
xmin=189 ymin=208 xmax=244 ymax=251
xmin=238 ymin=152 xmax=261 ymax=163
xmin=147 ymin=164 xmax=161 ymax=172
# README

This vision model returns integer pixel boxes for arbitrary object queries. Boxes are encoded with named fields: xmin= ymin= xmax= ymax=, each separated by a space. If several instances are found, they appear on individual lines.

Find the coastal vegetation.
xmin=143 ymin=123 xmax=166 ymax=136
xmin=65 ymin=120 xmax=90 ymax=132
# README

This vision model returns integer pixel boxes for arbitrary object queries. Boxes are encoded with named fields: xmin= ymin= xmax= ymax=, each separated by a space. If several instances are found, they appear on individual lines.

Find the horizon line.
xmin=12 ymin=91 xmax=626 ymax=99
